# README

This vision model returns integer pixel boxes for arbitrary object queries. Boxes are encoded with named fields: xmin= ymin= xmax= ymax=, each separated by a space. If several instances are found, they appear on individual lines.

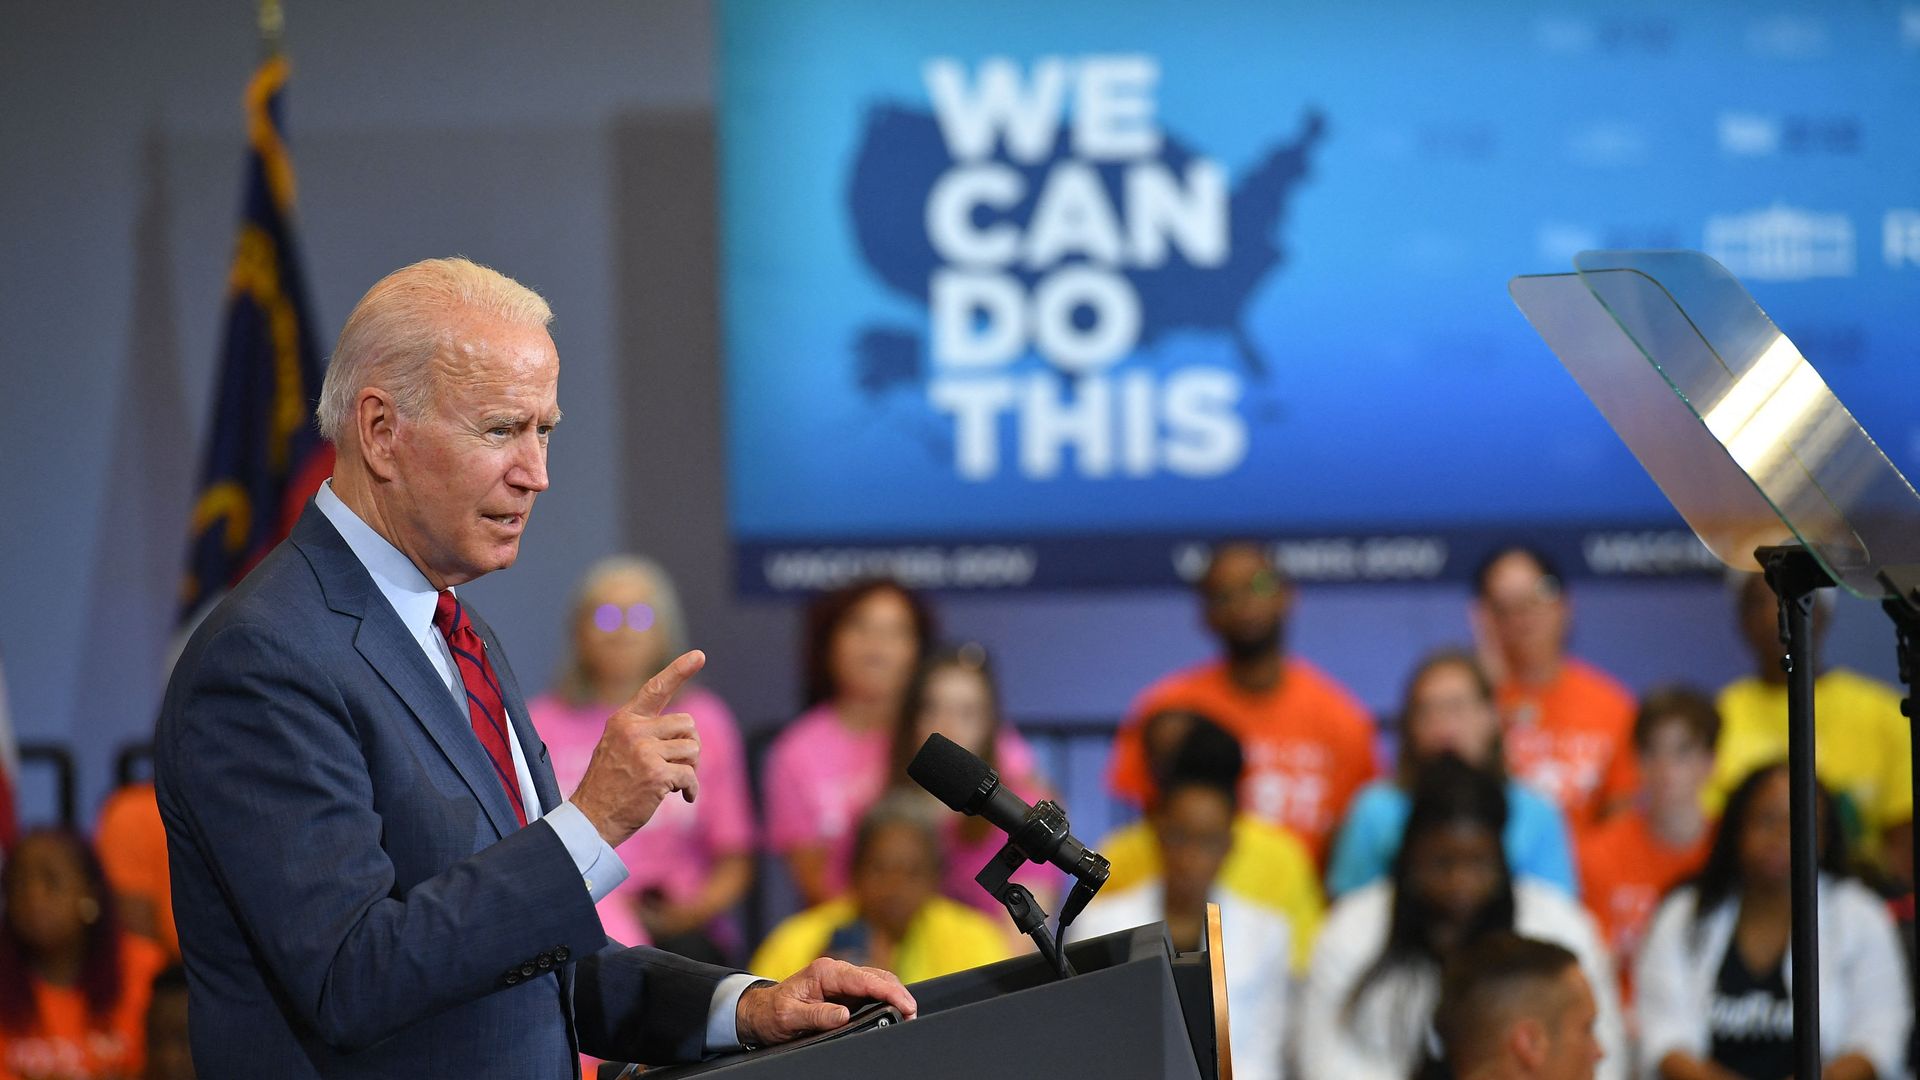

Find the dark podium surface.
xmin=639 ymin=923 xmax=1217 ymax=1079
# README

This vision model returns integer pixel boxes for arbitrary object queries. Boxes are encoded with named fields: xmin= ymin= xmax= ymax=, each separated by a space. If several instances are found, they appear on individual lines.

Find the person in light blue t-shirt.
xmin=1327 ymin=649 xmax=1576 ymax=898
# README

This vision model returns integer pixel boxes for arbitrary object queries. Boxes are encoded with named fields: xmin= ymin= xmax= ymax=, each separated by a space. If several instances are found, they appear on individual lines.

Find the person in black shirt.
xmin=1634 ymin=763 xmax=1910 ymax=1080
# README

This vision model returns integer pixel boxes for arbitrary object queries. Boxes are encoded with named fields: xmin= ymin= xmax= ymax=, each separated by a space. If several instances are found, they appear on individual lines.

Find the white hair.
xmin=316 ymin=257 xmax=553 ymax=443
xmin=553 ymin=555 xmax=691 ymax=705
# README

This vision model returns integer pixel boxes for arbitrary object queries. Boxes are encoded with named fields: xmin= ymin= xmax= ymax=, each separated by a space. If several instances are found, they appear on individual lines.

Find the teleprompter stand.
xmin=1756 ymin=544 xmax=1834 ymax=1072
xmin=1513 ymin=250 xmax=1920 ymax=1080
xmin=1879 ymin=566 xmax=1920 ymax=901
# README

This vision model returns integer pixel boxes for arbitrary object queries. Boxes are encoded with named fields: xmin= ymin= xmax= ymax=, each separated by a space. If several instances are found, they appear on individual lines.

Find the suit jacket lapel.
xmin=292 ymin=504 xmax=523 ymax=840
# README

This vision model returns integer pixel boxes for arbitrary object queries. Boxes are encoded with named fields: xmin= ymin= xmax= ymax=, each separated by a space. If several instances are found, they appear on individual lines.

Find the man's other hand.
xmin=570 ymin=650 xmax=705 ymax=848
xmin=735 ymin=958 xmax=919 ymax=1047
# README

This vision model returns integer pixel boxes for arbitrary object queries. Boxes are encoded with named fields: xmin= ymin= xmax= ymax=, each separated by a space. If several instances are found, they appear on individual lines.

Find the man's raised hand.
xmin=569 ymin=650 xmax=706 ymax=848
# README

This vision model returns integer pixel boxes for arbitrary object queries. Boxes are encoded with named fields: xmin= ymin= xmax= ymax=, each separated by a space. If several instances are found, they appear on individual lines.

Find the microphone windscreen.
xmin=907 ymin=732 xmax=992 ymax=813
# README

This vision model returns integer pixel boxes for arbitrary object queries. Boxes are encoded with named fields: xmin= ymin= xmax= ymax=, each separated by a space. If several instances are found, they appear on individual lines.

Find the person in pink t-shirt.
xmin=885 ymin=645 xmax=1057 ymax=918
xmin=762 ymin=580 xmax=935 ymax=907
xmin=527 ymin=556 xmax=756 ymax=965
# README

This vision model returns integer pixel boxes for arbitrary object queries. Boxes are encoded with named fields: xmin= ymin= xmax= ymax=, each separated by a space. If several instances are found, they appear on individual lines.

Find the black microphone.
xmin=907 ymin=732 xmax=1110 ymax=890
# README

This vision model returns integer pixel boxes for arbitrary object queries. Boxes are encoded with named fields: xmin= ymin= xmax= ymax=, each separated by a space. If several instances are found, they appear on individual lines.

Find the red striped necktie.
xmin=433 ymin=590 xmax=528 ymax=827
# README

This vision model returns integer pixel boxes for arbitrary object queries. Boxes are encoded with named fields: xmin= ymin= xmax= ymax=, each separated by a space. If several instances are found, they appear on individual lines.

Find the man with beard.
xmin=1106 ymin=543 xmax=1377 ymax=865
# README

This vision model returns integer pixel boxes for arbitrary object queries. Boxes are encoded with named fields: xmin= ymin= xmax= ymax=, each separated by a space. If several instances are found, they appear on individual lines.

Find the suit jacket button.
xmin=555 ymin=946 xmax=571 ymax=962
xmin=505 ymin=972 xmax=521 ymax=986
xmin=538 ymin=957 xmax=553 ymax=970
xmin=520 ymin=963 xmax=537 ymax=977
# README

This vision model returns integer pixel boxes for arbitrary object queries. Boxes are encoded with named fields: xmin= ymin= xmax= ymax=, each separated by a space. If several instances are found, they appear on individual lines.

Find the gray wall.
xmin=1 ymin=1 xmax=1901 ymax=825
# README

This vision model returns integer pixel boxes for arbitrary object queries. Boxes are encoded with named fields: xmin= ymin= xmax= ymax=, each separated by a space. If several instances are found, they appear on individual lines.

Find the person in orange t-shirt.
xmin=1575 ymin=686 xmax=1717 ymax=1004
xmin=0 ymin=829 xmax=167 ymax=1080
xmin=1108 ymin=543 xmax=1378 ymax=864
xmin=94 ymin=782 xmax=177 ymax=961
xmin=1474 ymin=546 xmax=1637 ymax=834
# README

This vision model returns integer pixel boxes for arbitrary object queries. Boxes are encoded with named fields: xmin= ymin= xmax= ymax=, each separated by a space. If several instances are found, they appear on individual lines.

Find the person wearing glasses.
xmin=1471 ymin=546 xmax=1637 ymax=837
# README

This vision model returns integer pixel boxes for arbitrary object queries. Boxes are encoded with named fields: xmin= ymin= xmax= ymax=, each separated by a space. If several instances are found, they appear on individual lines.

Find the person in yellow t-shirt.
xmin=751 ymin=794 xmax=1013 ymax=985
xmin=1711 ymin=573 xmax=1913 ymax=871
xmin=1098 ymin=708 xmax=1324 ymax=973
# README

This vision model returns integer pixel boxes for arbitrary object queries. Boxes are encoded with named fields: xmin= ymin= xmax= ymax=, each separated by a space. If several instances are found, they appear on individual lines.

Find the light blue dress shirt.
xmin=314 ymin=481 xmax=758 ymax=1055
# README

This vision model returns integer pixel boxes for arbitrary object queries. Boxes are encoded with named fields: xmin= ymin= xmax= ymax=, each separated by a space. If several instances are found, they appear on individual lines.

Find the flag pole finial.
xmin=258 ymin=0 xmax=285 ymax=57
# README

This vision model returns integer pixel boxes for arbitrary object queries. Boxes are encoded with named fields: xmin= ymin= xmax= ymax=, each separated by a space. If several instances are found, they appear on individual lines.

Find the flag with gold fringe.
xmin=180 ymin=50 xmax=333 ymax=624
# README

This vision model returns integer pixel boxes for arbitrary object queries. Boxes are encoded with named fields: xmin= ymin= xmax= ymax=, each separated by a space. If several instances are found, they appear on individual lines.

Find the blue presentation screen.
xmin=717 ymin=1 xmax=1920 ymax=593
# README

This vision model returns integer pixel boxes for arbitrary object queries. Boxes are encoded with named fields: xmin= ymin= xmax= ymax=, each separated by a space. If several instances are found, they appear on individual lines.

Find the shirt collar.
xmin=314 ymin=479 xmax=450 ymax=645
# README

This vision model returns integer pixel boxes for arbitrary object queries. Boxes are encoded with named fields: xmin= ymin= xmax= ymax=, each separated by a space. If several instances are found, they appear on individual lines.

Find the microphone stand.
xmin=976 ymin=840 xmax=1074 ymax=980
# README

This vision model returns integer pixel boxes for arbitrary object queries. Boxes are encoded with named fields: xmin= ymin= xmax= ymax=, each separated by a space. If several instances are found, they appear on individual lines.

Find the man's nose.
xmin=510 ymin=434 xmax=550 ymax=492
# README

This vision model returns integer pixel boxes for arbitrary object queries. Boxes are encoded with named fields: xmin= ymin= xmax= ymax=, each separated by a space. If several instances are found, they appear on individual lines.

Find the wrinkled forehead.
xmin=432 ymin=316 xmax=557 ymax=378
xmin=422 ymin=317 xmax=561 ymax=416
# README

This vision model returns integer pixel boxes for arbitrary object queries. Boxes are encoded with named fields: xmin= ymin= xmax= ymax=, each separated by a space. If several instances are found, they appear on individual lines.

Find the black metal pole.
xmin=1759 ymin=546 xmax=1831 ymax=1080
xmin=1876 ymin=566 xmax=1920 ymax=918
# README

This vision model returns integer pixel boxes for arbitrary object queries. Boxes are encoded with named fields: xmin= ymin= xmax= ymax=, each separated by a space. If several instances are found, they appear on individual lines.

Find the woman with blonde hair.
xmin=528 ymin=555 xmax=756 ymax=964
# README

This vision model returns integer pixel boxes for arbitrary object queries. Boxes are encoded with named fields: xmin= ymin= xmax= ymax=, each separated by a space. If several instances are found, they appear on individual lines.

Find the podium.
xmin=635 ymin=921 xmax=1226 ymax=1080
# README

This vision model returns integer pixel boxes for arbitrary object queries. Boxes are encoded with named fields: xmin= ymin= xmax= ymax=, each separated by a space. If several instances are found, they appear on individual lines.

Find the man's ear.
xmin=1509 ymin=1016 xmax=1549 ymax=1071
xmin=357 ymin=389 xmax=402 ymax=482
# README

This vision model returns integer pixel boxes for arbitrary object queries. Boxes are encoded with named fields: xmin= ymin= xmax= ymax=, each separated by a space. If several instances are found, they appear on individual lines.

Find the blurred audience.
xmin=93 ymin=780 xmax=177 ymax=961
xmin=884 ymin=644 xmax=1052 ymax=917
xmin=142 ymin=966 xmax=192 ymax=1080
xmin=749 ymin=793 xmax=1011 ymax=984
xmin=1299 ymin=756 xmax=1623 ymax=1080
xmin=1575 ymin=686 xmax=1717 ymax=1004
xmin=1107 ymin=543 xmax=1377 ymax=865
xmin=1070 ymin=720 xmax=1291 ymax=1080
xmin=529 ymin=556 xmax=755 ymax=962
xmin=19 ymin=536 xmax=1919 ymax=1080
xmin=1099 ymin=708 xmax=1324 ymax=973
xmin=0 ymin=829 xmax=166 ymax=1080
xmin=1328 ymin=649 xmax=1576 ymax=898
xmin=1635 ymin=763 xmax=1910 ymax=1080
xmin=1712 ymin=573 xmax=1912 ymax=875
xmin=1428 ymin=932 xmax=1603 ymax=1080
xmin=1473 ymin=546 xmax=1637 ymax=835
xmin=763 ymin=579 xmax=934 ymax=907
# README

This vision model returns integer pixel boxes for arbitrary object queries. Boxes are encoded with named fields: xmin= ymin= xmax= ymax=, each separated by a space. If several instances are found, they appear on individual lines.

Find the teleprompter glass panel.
xmin=1509 ymin=271 xmax=1801 ymax=580
xmin=1574 ymin=251 xmax=1920 ymax=598
xmin=1512 ymin=251 xmax=1920 ymax=598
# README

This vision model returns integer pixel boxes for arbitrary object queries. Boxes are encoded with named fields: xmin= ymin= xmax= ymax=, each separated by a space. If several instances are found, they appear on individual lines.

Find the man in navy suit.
xmin=156 ymin=257 xmax=913 ymax=1078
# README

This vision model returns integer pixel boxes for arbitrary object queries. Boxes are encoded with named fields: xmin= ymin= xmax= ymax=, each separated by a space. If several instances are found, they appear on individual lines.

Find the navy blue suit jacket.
xmin=156 ymin=504 xmax=734 ymax=1078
